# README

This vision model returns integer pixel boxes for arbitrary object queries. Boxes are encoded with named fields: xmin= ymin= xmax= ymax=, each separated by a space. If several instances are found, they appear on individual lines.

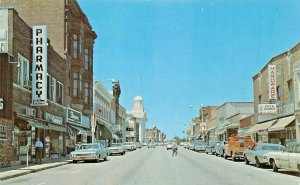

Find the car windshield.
xmin=78 ymin=144 xmax=98 ymax=150
xmin=261 ymin=145 xmax=286 ymax=151
xmin=110 ymin=143 xmax=122 ymax=147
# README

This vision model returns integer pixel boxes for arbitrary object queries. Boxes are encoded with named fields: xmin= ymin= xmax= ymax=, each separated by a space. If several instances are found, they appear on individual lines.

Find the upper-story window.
xmin=84 ymin=49 xmax=89 ymax=70
xmin=73 ymin=72 xmax=78 ymax=97
xmin=0 ymin=125 xmax=8 ymax=140
xmin=57 ymin=81 xmax=64 ymax=105
xmin=276 ymin=85 xmax=281 ymax=101
xmin=84 ymin=83 xmax=89 ymax=103
xmin=90 ymin=51 xmax=93 ymax=70
xmin=73 ymin=34 xmax=78 ymax=58
xmin=79 ymin=37 xmax=83 ymax=57
xmin=287 ymin=80 xmax=294 ymax=103
xmin=17 ymin=54 xmax=30 ymax=87
xmin=47 ymin=75 xmax=56 ymax=102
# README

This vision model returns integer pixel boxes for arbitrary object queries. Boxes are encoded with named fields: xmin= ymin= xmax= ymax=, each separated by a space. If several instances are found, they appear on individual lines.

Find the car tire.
xmin=73 ymin=160 xmax=77 ymax=163
xmin=255 ymin=157 xmax=262 ymax=168
xmin=96 ymin=156 xmax=100 ymax=163
xmin=272 ymin=160 xmax=278 ymax=172
xmin=244 ymin=156 xmax=249 ymax=165
xmin=104 ymin=155 xmax=108 ymax=161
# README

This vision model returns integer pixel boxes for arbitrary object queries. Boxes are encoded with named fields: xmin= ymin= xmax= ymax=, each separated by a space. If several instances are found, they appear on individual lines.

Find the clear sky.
xmin=78 ymin=0 xmax=300 ymax=139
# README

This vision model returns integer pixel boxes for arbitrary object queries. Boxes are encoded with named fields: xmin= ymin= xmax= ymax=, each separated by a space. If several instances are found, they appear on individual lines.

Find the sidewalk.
xmin=0 ymin=156 xmax=72 ymax=181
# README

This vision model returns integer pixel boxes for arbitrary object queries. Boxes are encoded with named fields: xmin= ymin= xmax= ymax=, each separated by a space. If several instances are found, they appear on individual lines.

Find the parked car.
xmin=266 ymin=142 xmax=300 ymax=172
xmin=244 ymin=143 xmax=286 ymax=168
xmin=124 ymin=142 xmax=135 ymax=151
xmin=194 ymin=140 xmax=208 ymax=152
xmin=70 ymin=143 xmax=110 ymax=163
xmin=205 ymin=141 xmax=219 ymax=154
xmin=215 ymin=141 xmax=227 ymax=157
xmin=108 ymin=143 xmax=126 ymax=155
xmin=224 ymin=135 xmax=255 ymax=161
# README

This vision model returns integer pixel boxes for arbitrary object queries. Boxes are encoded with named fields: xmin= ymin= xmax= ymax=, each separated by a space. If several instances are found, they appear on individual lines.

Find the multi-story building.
xmin=250 ymin=47 xmax=297 ymax=145
xmin=0 ymin=8 xmax=68 ymax=167
xmin=292 ymin=43 xmax=300 ymax=142
xmin=0 ymin=0 xmax=97 ymax=144
xmin=145 ymin=125 xmax=163 ymax=143
xmin=217 ymin=102 xmax=254 ymax=141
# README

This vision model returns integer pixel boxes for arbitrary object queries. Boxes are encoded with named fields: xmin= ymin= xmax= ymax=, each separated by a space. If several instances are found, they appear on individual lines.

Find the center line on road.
xmin=70 ymin=170 xmax=81 ymax=175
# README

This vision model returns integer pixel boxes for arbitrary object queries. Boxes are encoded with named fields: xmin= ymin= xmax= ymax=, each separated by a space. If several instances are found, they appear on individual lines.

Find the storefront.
xmin=245 ymin=120 xmax=276 ymax=143
xmin=268 ymin=115 xmax=296 ymax=146
xmin=66 ymin=108 xmax=84 ymax=152
xmin=16 ymin=114 xmax=48 ymax=163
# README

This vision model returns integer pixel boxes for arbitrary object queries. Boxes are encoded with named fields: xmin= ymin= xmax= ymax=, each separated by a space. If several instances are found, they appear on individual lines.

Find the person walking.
xmin=172 ymin=141 xmax=178 ymax=157
xmin=35 ymin=137 xmax=43 ymax=164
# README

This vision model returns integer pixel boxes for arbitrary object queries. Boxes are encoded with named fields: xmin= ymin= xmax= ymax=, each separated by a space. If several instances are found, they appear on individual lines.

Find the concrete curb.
xmin=0 ymin=161 xmax=71 ymax=181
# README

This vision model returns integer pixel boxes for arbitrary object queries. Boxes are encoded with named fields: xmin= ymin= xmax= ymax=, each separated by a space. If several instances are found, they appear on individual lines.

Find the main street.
xmin=1 ymin=147 xmax=300 ymax=185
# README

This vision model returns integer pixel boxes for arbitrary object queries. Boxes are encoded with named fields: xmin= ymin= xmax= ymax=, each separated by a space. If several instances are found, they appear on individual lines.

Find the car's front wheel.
xmin=96 ymin=155 xmax=100 ymax=163
xmin=244 ymin=155 xmax=249 ymax=165
xmin=272 ymin=160 xmax=278 ymax=172
xmin=104 ymin=154 xmax=108 ymax=161
xmin=255 ymin=157 xmax=262 ymax=168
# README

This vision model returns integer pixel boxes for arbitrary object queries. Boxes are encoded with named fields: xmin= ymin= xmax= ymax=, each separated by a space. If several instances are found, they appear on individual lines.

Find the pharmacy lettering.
xmin=31 ymin=26 xmax=48 ymax=106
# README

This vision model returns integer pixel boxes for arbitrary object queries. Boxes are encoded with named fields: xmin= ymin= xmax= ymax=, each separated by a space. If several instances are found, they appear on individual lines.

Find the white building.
xmin=127 ymin=96 xmax=147 ymax=143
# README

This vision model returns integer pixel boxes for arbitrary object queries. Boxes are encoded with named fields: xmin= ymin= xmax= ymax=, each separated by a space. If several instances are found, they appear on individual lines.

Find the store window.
xmin=0 ymin=125 xmax=8 ymax=140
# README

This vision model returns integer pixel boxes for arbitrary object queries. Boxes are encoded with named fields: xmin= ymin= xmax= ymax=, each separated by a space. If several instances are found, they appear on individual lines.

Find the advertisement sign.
xmin=45 ymin=112 xmax=63 ymax=125
xmin=258 ymin=104 xmax=277 ymax=115
xmin=31 ymin=25 xmax=48 ymax=106
xmin=67 ymin=108 xmax=82 ymax=125
xmin=268 ymin=65 xmax=277 ymax=100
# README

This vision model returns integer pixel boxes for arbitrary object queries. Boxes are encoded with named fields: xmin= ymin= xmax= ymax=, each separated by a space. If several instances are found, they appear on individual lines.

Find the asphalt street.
xmin=1 ymin=146 xmax=300 ymax=185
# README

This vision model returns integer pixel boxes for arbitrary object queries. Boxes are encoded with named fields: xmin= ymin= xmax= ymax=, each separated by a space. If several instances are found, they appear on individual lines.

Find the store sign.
xmin=31 ymin=25 xmax=48 ymax=106
xmin=67 ymin=108 xmax=81 ymax=125
xmin=45 ymin=112 xmax=63 ymax=125
xmin=258 ymin=104 xmax=277 ymax=115
xmin=268 ymin=65 xmax=277 ymax=100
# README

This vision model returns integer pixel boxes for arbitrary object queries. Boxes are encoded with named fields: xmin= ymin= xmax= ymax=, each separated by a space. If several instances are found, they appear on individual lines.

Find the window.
xmin=258 ymin=95 xmax=262 ymax=103
xmin=73 ymin=72 xmax=78 ymax=97
xmin=287 ymin=80 xmax=294 ymax=103
xmin=276 ymin=86 xmax=281 ymax=100
xmin=73 ymin=34 xmax=78 ymax=58
xmin=17 ymin=54 xmax=30 ymax=87
xmin=84 ymin=49 xmax=89 ymax=70
xmin=79 ymin=74 xmax=82 ymax=97
xmin=47 ymin=75 xmax=56 ymax=101
xmin=0 ymin=125 xmax=8 ymax=140
xmin=84 ymin=83 xmax=89 ymax=103
xmin=57 ymin=81 xmax=64 ymax=105
xmin=79 ymin=37 xmax=83 ymax=56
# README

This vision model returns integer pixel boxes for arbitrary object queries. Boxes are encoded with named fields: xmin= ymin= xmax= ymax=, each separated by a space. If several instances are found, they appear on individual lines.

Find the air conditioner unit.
xmin=25 ymin=108 xmax=36 ymax=117
xmin=0 ymin=41 xmax=7 ymax=53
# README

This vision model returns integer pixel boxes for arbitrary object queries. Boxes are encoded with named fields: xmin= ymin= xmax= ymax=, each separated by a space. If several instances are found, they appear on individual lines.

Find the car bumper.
xmin=71 ymin=156 xmax=98 ymax=161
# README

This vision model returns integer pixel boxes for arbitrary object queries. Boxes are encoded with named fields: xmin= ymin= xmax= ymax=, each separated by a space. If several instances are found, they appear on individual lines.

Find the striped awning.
xmin=245 ymin=120 xmax=276 ymax=134
xmin=269 ymin=115 xmax=295 ymax=132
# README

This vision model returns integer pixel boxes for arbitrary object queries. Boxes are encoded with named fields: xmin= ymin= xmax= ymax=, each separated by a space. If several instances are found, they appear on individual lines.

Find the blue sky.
xmin=78 ymin=0 xmax=300 ymax=139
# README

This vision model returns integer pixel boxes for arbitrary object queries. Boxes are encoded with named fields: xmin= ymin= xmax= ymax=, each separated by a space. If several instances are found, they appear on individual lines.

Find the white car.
xmin=266 ymin=142 xmax=300 ymax=172
xmin=166 ymin=144 xmax=173 ymax=150
xmin=70 ymin=143 xmax=110 ymax=163
xmin=108 ymin=143 xmax=126 ymax=155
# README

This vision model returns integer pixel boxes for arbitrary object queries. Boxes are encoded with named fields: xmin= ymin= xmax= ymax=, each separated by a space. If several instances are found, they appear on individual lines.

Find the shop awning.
xmin=19 ymin=116 xmax=48 ymax=129
xmin=245 ymin=120 xmax=276 ymax=134
xmin=99 ymin=124 xmax=112 ymax=139
xmin=69 ymin=124 xmax=87 ymax=135
xmin=48 ymin=123 xmax=67 ymax=132
xmin=269 ymin=115 xmax=295 ymax=132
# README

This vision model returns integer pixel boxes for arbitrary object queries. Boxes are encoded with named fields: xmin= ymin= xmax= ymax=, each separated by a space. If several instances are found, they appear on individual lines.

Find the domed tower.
xmin=128 ymin=96 xmax=147 ymax=143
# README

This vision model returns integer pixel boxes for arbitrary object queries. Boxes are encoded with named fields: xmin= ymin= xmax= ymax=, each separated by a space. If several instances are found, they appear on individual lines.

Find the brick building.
xmin=0 ymin=8 xmax=68 ymax=167
xmin=0 ymin=0 xmax=97 ymax=146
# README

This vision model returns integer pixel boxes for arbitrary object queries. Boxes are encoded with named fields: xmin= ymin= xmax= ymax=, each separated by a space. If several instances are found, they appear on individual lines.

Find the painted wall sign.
xmin=258 ymin=104 xmax=277 ymax=115
xmin=31 ymin=25 xmax=48 ymax=106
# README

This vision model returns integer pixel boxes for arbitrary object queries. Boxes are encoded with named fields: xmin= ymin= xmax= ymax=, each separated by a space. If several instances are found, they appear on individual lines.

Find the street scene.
xmin=2 ymin=146 xmax=300 ymax=185
xmin=0 ymin=0 xmax=300 ymax=184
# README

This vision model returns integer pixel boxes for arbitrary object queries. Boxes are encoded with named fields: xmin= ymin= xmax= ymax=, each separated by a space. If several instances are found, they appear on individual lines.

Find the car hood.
xmin=71 ymin=149 xmax=98 ymax=154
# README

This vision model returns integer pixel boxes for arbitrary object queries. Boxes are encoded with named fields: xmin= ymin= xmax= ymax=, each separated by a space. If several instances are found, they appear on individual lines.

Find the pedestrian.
xmin=35 ymin=137 xmax=43 ymax=164
xmin=172 ymin=142 xmax=178 ymax=157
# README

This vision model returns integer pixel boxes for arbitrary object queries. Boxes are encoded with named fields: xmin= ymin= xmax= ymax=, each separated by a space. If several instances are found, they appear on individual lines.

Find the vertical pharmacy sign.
xmin=31 ymin=26 xmax=48 ymax=106
xmin=268 ymin=64 xmax=277 ymax=100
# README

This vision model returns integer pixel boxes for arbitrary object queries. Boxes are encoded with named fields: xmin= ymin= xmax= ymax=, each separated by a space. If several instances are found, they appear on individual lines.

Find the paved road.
xmin=1 ymin=147 xmax=300 ymax=185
